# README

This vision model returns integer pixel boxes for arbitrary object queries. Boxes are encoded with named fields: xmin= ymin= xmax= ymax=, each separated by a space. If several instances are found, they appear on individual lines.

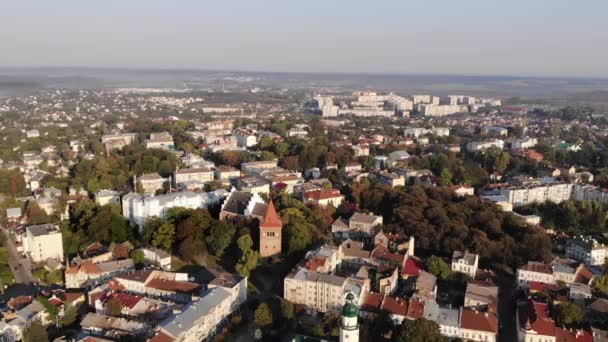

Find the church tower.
xmin=340 ymin=293 xmax=360 ymax=342
xmin=259 ymin=201 xmax=282 ymax=258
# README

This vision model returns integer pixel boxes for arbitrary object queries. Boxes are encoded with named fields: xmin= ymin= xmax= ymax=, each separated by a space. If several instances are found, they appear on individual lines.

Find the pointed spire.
xmin=261 ymin=201 xmax=282 ymax=229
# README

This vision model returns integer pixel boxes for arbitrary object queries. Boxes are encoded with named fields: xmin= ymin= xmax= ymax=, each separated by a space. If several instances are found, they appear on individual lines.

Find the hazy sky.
xmin=2 ymin=0 xmax=608 ymax=78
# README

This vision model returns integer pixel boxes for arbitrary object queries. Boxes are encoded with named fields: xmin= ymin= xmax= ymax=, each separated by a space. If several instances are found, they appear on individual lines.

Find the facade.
xmin=304 ymin=188 xmax=345 ymax=207
xmin=332 ymin=212 xmax=383 ymax=238
xmin=566 ymin=238 xmax=608 ymax=266
xmin=459 ymin=309 xmax=498 ymax=342
xmin=23 ymin=224 xmax=64 ymax=263
xmin=95 ymin=190 xmax=120 ymax=206
xmin=259 ymin=201 xmax=282 ymax=258
xmin=500 ymin=182 xmax=574 ymax=206
xmin=215 ymin=166 xmax=240 ymax=185
xmin=174 ymin=168 xmax=214 ymax=186
xmin=65 ymin=259 xmax=135 ymax=289
xmin=145 ymin=132 xmax=174 ymax=150
xmin=234 ymin=128 xmax=258 ymax=148
xmin=137 ymin=173 xmax=167 ymax=195
xmin=466 ymin=139 xmax=505 ymax=152
xmin=419 ymin=104 xmax=467 ymax=117
xmin=451 ymin=251 xmax=479 ymax=278
xmin=122 ymin=189 xmax=227 ymax=227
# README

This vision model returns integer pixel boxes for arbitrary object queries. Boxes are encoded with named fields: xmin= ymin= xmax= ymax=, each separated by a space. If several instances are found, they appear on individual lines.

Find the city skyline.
xmin=2 ymin=0 xmax=608 ymax=78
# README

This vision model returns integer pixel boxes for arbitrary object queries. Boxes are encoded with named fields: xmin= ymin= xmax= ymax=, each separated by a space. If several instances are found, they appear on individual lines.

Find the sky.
xmin=1 ymin=0 xmax=608 ymax=78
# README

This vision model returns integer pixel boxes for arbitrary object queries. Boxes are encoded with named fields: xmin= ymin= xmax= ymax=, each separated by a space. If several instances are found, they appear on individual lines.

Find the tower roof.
xmin=261 ymin=200 xmax=282 ymax=228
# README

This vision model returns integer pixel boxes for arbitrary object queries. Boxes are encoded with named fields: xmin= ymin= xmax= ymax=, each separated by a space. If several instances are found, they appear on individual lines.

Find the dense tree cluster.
xmin=358 ymin=184 xmax=552 ymax=268
xmin=518 ymin=200 xmax=608 ymax=235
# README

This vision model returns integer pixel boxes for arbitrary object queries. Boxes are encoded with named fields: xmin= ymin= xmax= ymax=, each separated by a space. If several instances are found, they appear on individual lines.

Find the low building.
xmin=451 ymin=251 xmax=479 ymax=278
xmin=145 ymin=132 xmax=174 ymax=150
xmin=95 ymin=190 xmax=120 ymax=206
xmin=459 ymin=309 xmax=498 ymax=342
xmin=65 ymin=259 xmax=135 ymax=289
xmin=141 ymin=247 xmax=172 ymax=270
xmin=566 ymin=237 xmax=608 ymax=266
xmin=304 ymin=188 xmax=345 ymax=207
xmin=174 ymin=168 xmax=214 ymax=187
xmin=137 ymin=173 xmax=167 ymax=195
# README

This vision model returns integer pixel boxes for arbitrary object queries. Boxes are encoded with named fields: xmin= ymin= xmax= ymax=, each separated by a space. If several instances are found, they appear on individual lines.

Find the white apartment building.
xmin=451 ymin=251 xmax=479 ymax=278
xmin=23 ymin=224 xmax=64 ymax=262
xmin=419 ymin=104 xmax=467 ymax=117
xmin=566 ymin=238 xmax=608 ymax=265
xmin=509 ymin=137 xmax=538 ymax=150
xmin=499 ymin=183 xmax=574 ymax=206
xmin=234 ymin=129 xmax=257 ymax=147
xmin=466 ymin=139 xmax=504 ymax=152
xmin=404 ymin=127 xmax=450 ymax=138
xmin=122 ymin=189 xmax=227 ymax=227
xmin=175 ymin=168 xmax=214 ymax=185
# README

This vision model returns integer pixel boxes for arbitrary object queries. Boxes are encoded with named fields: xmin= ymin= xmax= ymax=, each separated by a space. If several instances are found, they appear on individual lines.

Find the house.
xmin=451 ymin=251 xmax=479 ymax=278
xmin=370 ymin=171 xmax=406 ymax=188
xmin=136 ymin=174 xmax=167 ymax=195
xmin=145 ymin=132 xmax=174 ymax=150
xmin=174 ymin=168 xmax=214 ymax=188
xmin=141 ymin=247 xmax=172 ymax=270
xmin=80 ymin=313 xmax=148 ymax=339
xmin=423 ymin=301 xmax=460 ymax=339
xmin=65 ymin=259 xmax=135 ymax=289
xmin=95 ymin=190 xmax=120 ymax=206
xmin=236 ymin=174 xmax=270 ymax=194
xmin=516 ymin=300 xmax=592 ymax=342
xmin=219 ymin=189 xmax=266 ymax=222
xmin=304 ymin=188 xmax=345 ymax=207
xmin=413 ymin=271 xmax=437 ymax=302
xmin=23 ymin=224 xmax=64 ymax=263
xmin=110 ymin=269 xmax=201 ymax=304
xmin=332 ymin=212 xmax=383 ymax=239
xmin=215 ymin=166 xmax=240 ymax=185
xmin=459 ymin=309 xmax=498 ymax=342
xmin=387 ymin=150 xmax=412 ymax=167
xmin=464 ymin=282 xmax=498 ymax=313
xmin=451 ymin=185 xmax=474 ymax=197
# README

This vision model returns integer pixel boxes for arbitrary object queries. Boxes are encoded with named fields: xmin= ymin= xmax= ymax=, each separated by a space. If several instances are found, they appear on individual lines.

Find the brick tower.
xmin=259 ymin=201 xmax=282 ymax=258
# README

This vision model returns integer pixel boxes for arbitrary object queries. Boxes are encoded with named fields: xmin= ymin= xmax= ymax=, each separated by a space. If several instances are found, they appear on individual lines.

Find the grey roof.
xmin=452 ymin=250 xmax=478 ymax=266
xmin=221 ymin=191 xmax=253 ymax=215
xmin=96 ymin=259 xmax=134 ymax=273
xmin=27 ymin=224 xmax=58 ymax=237
xmin=350 ymin=212 xmax=381 ymax=225
xmin=161 ymin=287 xmax=232 ymax=337
xmin=388 ymin=150 xmax=411 ymax=160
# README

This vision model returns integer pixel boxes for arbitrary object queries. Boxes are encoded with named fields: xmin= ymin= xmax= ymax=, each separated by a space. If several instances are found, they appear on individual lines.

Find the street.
xmin=2 ymin=229 xmax=35 ymax=285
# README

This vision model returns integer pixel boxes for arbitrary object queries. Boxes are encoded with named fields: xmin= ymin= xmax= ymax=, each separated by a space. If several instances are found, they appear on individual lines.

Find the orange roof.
xmin=381 ymin=296 xmax=408 ymax=316
xmin=304 ymin=256 xmax=326 ymax=272
xmin=406 ymin=298 xmax=424 ymax=319
xmin=149 ymin=331 xmax=175 ymax=342
xmin=460 ymin=309 xmax=498 ymax=334
xmin=261 ymin=201 xmax=282 ymax=229
xmin=361 ymin=293 xmax=384 ymax=313
xmin=305 ymin=189 xmax=343 ymax=200
xmin=146 ymin=278 xmax=200 ymax=293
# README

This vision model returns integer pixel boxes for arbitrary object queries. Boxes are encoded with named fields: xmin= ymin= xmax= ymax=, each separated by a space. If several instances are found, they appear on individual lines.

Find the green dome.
xmin=343 ymin=303 xmax=359 ymax=318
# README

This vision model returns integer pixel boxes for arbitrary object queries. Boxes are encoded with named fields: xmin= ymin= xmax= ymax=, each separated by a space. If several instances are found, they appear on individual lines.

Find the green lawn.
xmin=0 ymin=247 xmax=15 ymax=287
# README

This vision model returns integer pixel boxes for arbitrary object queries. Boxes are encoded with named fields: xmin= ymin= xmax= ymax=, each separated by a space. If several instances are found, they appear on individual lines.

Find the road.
xmin=2 ymin=229 xmax=35 ymax=285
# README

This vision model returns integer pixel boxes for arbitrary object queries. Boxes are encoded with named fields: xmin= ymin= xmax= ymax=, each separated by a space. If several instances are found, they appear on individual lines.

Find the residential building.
xmin=332 ymin=212 xmax=383 ymax=239
xmin=141 ymin=247 xmax=172 ymax=270
xmin=145 ymin=132 xmax=174 ymax=150
xmin=304 ymin=188 xmax=345 ymax=207
xmin=95 ymin=190 xmax=120 ymax=206
xmin=122 ymin=189 xmax=227 ymax=227
xmin=23 ymin=224 xmax=64 ymax=263
xmin=459 ymin=309 xmax=498 ymax=342
xmin=174 ymin=167 xmax=214 ymax=188
xmin=137 ymin=173 xmax=167 ymax=195
xmin=215 ymin=166 xmax=240 ymax=185
xmin=65 ymin=259 xmax=135 ymax=289
xmin=451 ymin=251 xmax=479 ymax=278
xmin=466 ymin=139 xmax=505 ymax=152
xmin=566 ymin=237 xmax=608 ymax=266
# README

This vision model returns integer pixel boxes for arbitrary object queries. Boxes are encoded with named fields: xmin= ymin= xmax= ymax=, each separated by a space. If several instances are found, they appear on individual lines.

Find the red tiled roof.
xmin=146 ymin=278 xmax=200 ymax=293
xmin=371 ymin=244 xmax=404 ymax=265
xmin=529 ymin=281 xmax=559 ymax=293
xmin=381 ymin=296 xmax=408 ymax=317
xmin=361 ymin=293 xmax=384 ymax=313
xmin=460 ymin=309 xmax=498 ymax=334
xmin=555 ymin=328 xmax=593 ymax=342
xmin=149 ymin=331 xmax=175 ymax=342
xmin=574 ymin=266 xmax=595 ymax=285
xmin=403 ymin=256 xmax=424 ymax=277
xmin=521 ymin=262 xmax=552 ymax=274
xmin=305 ymin=189 xmax=343 ymax=200
xmin=406 ymin=298 xmax=424 ymax=320
xmin=518 ymin=301 xmax=555 ymax=337
xmin=260 ymin=201 xmax=282 ymax=229
xmin=304 ymin=257 xmax=326 ymax=272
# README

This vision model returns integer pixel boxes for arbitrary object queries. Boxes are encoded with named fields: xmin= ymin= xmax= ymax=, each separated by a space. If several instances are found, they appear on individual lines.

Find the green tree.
xmin=22 ymin=320 xmax=48 ymax=342
xmin=254 ymin=302 xmax=273 ymax=328
xmin=27 ymin=202 xmax=50 ymax=225
xmin=285 ymin=219 xmax=312 ymax=255
xmin=425 ymin=255 xmax=451 ymax=281
xmin=142 ymin=216 xmax=164 ymax=245
xmin=131 ymin=250 xmax=145 ymax=266
xmin=152 ymin=223 xmax=176 ymax=251
xmin=59 ymin=304 xmax=79 ymax=327
xmin=370 ymin=310 xmax=394 ymax=340
xmin=235 ymin=234 xmax=259 ymax=277
xmin=205 ymin=221 xmax=236 ymax=257
xmin=555 ymin=302 xmax=583 ymax=326
xmin=393 ymin=318 xmax=443 ymax=342
xmin=439 ymin=168 xmax=453 ymax=186
xmin=281 ymin=300 xmax=294 ymax=320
